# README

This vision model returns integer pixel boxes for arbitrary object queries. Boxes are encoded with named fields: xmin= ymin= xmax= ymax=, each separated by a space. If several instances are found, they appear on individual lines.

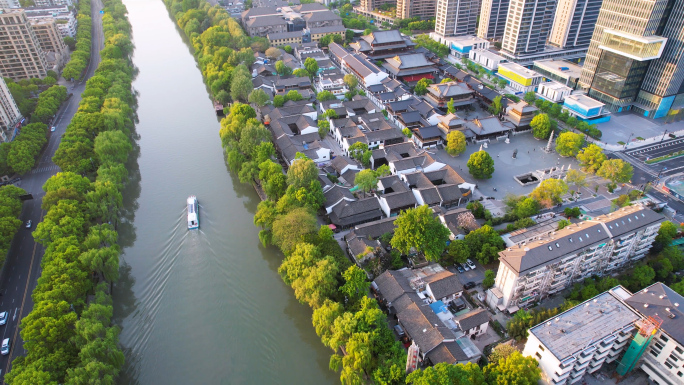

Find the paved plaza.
xmin=432 ymin=133 xmax=582 ymax=200
xmin=597 ymin=113 xmax=669 ymax=145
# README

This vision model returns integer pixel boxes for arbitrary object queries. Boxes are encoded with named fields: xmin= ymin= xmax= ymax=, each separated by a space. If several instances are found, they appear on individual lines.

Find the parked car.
xmin=0 ymin=311 xmax=6 ymax=325
xmin=393 ymin=324 xmax=405 ymax=338
xmin=466 ymin=259 xmax=476 ymax=270
xmin=1 ymin=338 xmax=10 ymax=355
xmin=25 ymin=220 xmax=31 ymax=228
xmin=455 ymin=264 xmax=465 ymax=273
xmin=50 ymin=126 xmax=56 ymax=132
xmin=464 ymin=281 xmax=476 ymax=290
xmin=449 ymin=297 xmax=466 ymax=312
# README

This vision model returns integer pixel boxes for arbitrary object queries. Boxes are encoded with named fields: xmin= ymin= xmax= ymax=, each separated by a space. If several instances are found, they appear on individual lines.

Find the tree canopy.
xmin=530 ymin=178 xmax=568 ymax=207
xmin=467 ymin=150 xmax=495 ymax=179
xmin=555 ymin=131 xmax=584 ymax=157
xmin=531 ymin=113 xmax=552 ymax=139
xmin=576 ymin=144 xmax=606 ymax=173
xmin=446 ymin=130 xmax=466 ymax=156
xmin=391 ymin=205 xmax=450 ymax=261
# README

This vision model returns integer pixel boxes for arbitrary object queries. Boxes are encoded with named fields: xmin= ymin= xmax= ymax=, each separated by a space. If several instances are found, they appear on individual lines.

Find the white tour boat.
xmin=187 ymin=196 xmax=199 ymax=229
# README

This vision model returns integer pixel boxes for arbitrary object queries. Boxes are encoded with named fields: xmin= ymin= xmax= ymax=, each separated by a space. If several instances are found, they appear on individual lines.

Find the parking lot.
xmin=447 ymin=259 xmax=486 ymax=286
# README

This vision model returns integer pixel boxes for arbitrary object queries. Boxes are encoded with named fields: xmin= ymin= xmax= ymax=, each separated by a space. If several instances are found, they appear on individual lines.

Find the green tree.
xmin=654 ymin=221 xmax=679 ymax=251
xmin=391 ymin=205 xmax=450 ymax=262
xmin=555 ymin=132 xmax=584 ymax=156
xmin=489 ymin=95 xmax=503 ymax=116
xmin=93 ymin=130 xmax=132 ymax=166
xmin=355 ymin=169 xmax=378 ymax=196
xmin=447 ymin=239 xmax=469 ymax=264
xmin=273 ymin=95 xmax=286 ymax=107
xmin=446 ymin=130 xmax=466 ymax=156
xmin=497 ymin=78 xmax=507 ymax=90
xmin=564 ymin=169 xmax=588 ymax=198
xmin=597 ymin=159 xmax=633 ymax=184
xmin=463 ymin=225 xmax=504 ymax=264
xmin=344 ymin=74 xmax=358 ymax=90
xmin=576 ymin=144 xmax=606 ymax=173
xmin=248 ymin=88 xmax=269 ymax=107
xmin=531 ymin=113 xmax=552 ymax=139
xmin=340 ymin=265 xmax=370 ymax=306
xmin=489 ymin=343 xmax=517 ymax=364
xmin=484 ymin=351 xmax=541 ymax=385
xmin=407 ymin=362 xmax=485 ymax=385
xmin=523 ymin=91 xmax=536 ymax=104
xmin=230 ymin=73 xmax=253 ymax=102
xmin=530 ymin=178 xmax=568 ymax=207
xmin=286 ymin=90 xmax=303 ymax=101
xmin=272 ymin=208 xmax=318 ymax=254
xmin=275 ymin=60 xmax=292 ymax=76
xmin=265 ymin=46 xmax=281 ymax=60
xmin=467 ymin=150 xmax=495 ymax=179
xmin=287 ymin=157 xmax=318 ymax=189
xmin=317 ymin=90 xmax=337 ymax=102
xmin=629 ymin=265 xmax=656 ymax=291
xmin=514 ymin=197 xmax=539 ymax=219
xmin=414 ymin=78 xmax=432 ymax=95
xmin=447 ymin=98 xmax=455 ymax=114
xmin=304 ymin=57 xmax=319 ymax=77
xmin=293 ymin=68 xmax=310 ymax=77
xmin=482 ymin=269 xmax=495 ymax=289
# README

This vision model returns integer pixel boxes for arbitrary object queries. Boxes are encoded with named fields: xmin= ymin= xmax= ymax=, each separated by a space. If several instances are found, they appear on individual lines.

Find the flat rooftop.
xmin=471 ymin=48 xmax=506 ymax=61
xmin=540 ymin=81 xmax=572 ymax=91
xmin=498 ymin=62 xmax=541 ymax=79
xmin=533 ymin=59 xmax=582 ymax=79
xmin=665 ymin=178 xmax=684 ymax=197
xmin=564 ymin=94 xmax=605 ymax=109
xmin=529 ymin=287 xmax=640 ymax=360
xmin=443 ymin=35 xmax=488 ymax=47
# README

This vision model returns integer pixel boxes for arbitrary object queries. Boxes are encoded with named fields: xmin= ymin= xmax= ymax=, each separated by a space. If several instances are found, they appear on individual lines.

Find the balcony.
xmin=553 ymin=370 xmax=571 ymax=383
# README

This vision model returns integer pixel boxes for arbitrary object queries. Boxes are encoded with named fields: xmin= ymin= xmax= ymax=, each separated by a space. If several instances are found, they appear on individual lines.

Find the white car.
xmin=50 ymin=126 xmax=56 ymax=132
xmin=0 ymin=312 xmax=6 ymax=325
xmin=466 ymin=259 xmax=476 ymax=270
xmin=1 ymin=338 xmax=10 ymax=355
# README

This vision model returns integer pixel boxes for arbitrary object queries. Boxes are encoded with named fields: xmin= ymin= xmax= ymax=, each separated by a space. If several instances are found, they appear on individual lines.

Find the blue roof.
xmin=430 ymin=300 xmax=448 ymax=315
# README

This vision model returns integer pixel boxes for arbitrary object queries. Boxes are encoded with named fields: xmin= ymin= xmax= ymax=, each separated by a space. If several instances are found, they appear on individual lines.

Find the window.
xmin=536 ymin=352 xmax=542 ymax=359
xmin=670 ymin=354 xmax=679 ymax=362
xmin=662 ymin=335 xmax=670 ymax=343
xmin=678 ymin=372 xmax=683 ymax=377
xmin=666 ymin=362 xmax=673 ymax=369
xmin=651 ymin=350 xmax=659 ymax=357
xmin=676 ymin=347 xmax=683 ymax=355
xmin=539 ymin=345 xmax=545 ymax=351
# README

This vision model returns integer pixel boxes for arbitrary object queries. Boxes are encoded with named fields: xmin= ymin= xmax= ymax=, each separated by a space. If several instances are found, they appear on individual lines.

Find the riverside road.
xmin=0 ymin=0 xmax=104 ymax=380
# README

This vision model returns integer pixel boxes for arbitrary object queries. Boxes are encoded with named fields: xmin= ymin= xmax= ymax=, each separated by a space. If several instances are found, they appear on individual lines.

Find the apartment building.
xmin=489 ymin=205 xmax=664 ymax=311
xmin=358 ymin=0 xmax=396 ymax=14
xmin=396 ymin=0 xmax=437 ymax=20
xmin=0 ymin=9 xmax=48 ymax=80
xmin=501 ymin=0 xmax=557 ymax=57
xmin=0 ymin=77 xmax=22 ymax=142
xmin=522 ymin=287 xmax=642 ymax=385
xmin=579 ymin=0 xmax=684 ymax=118
xmin=32 ymin=0 xmax=75 ymax=6
xmin=24 ymin=6 xmax=77 ymax=37
xmin=523 ymin=282 xmax=684 ymax=385
xmin=548 ymin=0 xmax=602 ymax=50
xmin=0 ymin=0 xmax=19 ymax=8
xmin=477 ymin=0 xmax=509 ymax=41
xmin=434 ymin=0 xmax=480 ymax=38
xmin=29 ymin=18 xmax=68 ymax=68
xmin=629 ymin=283 xmax=684 ymax=385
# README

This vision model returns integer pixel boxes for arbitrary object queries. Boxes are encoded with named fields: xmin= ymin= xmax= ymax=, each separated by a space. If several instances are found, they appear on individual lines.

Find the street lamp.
xmin=623 ymin=133 xmax=633 ymax=149
xmin=661 ymin=129 xmax=668 ymax=142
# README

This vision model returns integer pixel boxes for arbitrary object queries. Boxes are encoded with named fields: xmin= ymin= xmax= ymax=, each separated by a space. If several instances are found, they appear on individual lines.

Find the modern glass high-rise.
xmin=548 ymin=0 xmax=603 ymax=49
xmin=580 ymin=0 xmax=684 ymax=118
xmin=501 ymin=0 xmax=557 ymax=56
xmin=435 ymin=0 xmax=480 ymax=37
xmin=477 ymin=0 xmax=509 ymax=41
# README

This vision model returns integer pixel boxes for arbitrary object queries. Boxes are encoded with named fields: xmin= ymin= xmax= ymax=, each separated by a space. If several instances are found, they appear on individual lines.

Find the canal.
xmin=111 ymin=0 xmax=338 ymax=383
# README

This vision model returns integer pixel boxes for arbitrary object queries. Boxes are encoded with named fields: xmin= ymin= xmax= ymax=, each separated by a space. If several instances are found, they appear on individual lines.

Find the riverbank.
xmin=4 ymin=0 xmax=135 ymax=381
xmin=161 ymin=1 xmax=408 ymax=383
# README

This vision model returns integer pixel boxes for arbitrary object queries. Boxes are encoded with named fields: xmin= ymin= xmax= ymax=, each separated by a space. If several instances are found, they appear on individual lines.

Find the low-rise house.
xmin=453 ymin=308 xmax=489 ymax=337
xmin=302 ymin=9 xmax=342 ymax=29
xmin=366 ymin=77 xmax=413 ymax=110
xmin=497 ymin=62 xmax=543 ymax=94
xmin=401 ymin=167 xmax=471 ymax=209
xmin=412 ymin=125 xmax=444 ymax=149
xmin=505 ymin=100 xmax=539 ymax=129
xmin=439 ymin=207 xmax=479 ymax=240
xmin=349 ymin=30 xmax=416 ymax=60
xmin=382 ymin=53 xmax=438 ymax=83
xmin=537 ymin=81 xmax=572 ymax=103
xmin=329 ymin=196 xmax=384 ymax=228
xmin=372 ymin=266 xmax=482 ymax=366
xmin=469 ymin=49 xmax=507 ymax=71
xmin=424 ymin=270 xmax=464 ymax=304
xmin=463 ymin=117 xmax=514 ymax=141
xmin=315 ymin=68 xmax=348 ymax=98
xmin=346 ymin=233 xmax=382 ymax=264
xmin=268 ymin=30 xmax=304 ymax=47
xmin=275 ymin=76 xmax=312 ymax=93
xmin=377 ymin=190 xmax=418 ymax=217
xmin=328 ymin=43 xmax=389 ymax=88
xmin=329 ymin=110 xmax=404 ymax=155
xmin=309 ymin=25 xmax=346 ymax=43
xmin=370 ymin=142 xmax=446 ymax=175
xmin=386 ymin=97 xmax=441 ymax=130
xmin=563 ymin=94 xmax=606 ymax=120
xmin=323 ymin=184 xmax=355 ymax=214
xmin=329 ymin=155 xmax=362 ymax=177
xmin=424 ymin=81 xmax=475 ymax=111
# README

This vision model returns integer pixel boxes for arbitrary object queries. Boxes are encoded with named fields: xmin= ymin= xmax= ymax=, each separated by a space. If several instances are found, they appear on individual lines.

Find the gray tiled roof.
xmin=381 ymin=190 xmax=417 ymax=209
xmin=454 ymin=308 xmax=489 ymax=332
xmin=426 ymin=341 xmax=469 ymax=364
xmin=330 ymin=196 xmax=381 ymax=222
xmin=309 ymin=25 xmax=346 ymax=34
xmin=425 ymin=270 xmax=463 ymax=300
xmin=341 ymin=168 xmax=360 ymax=185
xmin=398 ymin=302 xmax=454 ymax=354
xmin=384 ymin=53 xmax=433 ymax=69
xmin=303 ymin=10 xmax=341 ymax=23
xmin=366 ymin=30 xmax=405 ymax=45
xmin=626 ymin=283 xmax=684 ymax=344
xmin=374 ymin=270 xmax=413 ymax=303
xmin=330 ymin=155 xmax=359 ymax=173
xmin=324 ymin=184 xmax=354 ymax=207
xmin=594 ymin=206 xmax=664 ymax=238
xmin=415 ymin=125 xmax=443 ymax=140
xmin=246 ymin=14 xmax=287 ymax=27
xmin=348 ymin=216 xmax=397 ymax=239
